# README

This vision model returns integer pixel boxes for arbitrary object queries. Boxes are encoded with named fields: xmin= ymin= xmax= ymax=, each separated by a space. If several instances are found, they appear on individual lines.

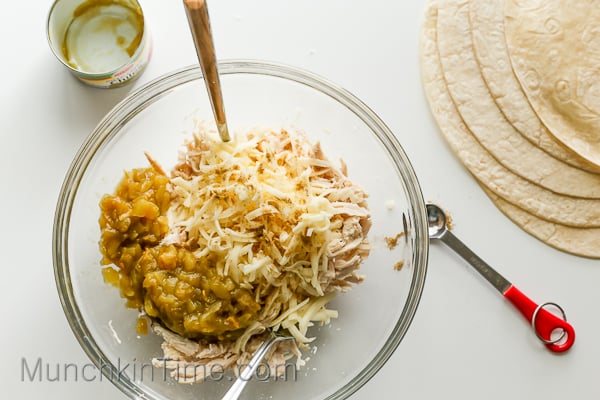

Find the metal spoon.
xmin=221 ymin=334 xmax=295 ymax=400
xmin=183 ymin=0 xmax=231 ymax=142
xmin=426 ymin=203 xmax=575 ymax=353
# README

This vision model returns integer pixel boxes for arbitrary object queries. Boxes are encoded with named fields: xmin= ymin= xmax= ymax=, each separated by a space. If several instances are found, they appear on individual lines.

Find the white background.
xmin=2 ymin=0 xmax=599 ymax=399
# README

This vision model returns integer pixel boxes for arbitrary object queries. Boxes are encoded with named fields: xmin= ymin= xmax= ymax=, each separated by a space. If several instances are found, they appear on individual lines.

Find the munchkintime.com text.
xmin=21 ymin=357 xmax=297 ymax=384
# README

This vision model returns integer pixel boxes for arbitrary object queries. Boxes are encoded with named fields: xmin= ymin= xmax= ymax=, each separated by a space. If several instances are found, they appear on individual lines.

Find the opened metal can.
xmin=47 ymin=0 xmax=152 ymax=88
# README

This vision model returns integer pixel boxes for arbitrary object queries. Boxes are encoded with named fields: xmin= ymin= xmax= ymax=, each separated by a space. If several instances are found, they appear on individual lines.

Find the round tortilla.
xmin=420 ymin=2 xmax=600 ymax=228
xmin=435 ymin=0 xmax=600 ymax=199
xmin=504 ymin=0 xmax=600 ymax=168
xmin=483 ymin=188 xmax=600 ymax=259
xmin=468 ymin=0 xmax=598 ymax=173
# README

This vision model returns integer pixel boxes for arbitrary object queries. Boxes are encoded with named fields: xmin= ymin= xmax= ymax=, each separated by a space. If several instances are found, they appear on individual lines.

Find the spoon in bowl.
xmin=183 ymin=0 xmax=231 ymax=142
xmin=221 ymin=333 xmax=296 ymax=400
xmin=426 ymin=203 xmax=575 ymax=353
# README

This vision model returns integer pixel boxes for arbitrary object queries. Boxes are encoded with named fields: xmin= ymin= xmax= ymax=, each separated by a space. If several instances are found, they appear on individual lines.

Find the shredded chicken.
xmin=151 ymin=322 xmax=302 ymax=383
xmin=149 ymin=126 xmax=371 ymax=382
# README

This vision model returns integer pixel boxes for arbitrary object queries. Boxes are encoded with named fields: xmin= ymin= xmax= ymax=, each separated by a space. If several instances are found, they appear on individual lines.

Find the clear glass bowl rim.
xmin=53 ymin=59 xmax=429 ymax=400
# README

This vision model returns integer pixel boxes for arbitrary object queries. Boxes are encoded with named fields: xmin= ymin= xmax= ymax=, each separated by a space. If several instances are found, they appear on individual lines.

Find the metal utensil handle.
xmin=439 ymin=229 xmax=511 ymax=294
xmin=437 ymin=229 xmax=575 ymax=352
xmin=221 ymin=336 xmax=293 ymax=400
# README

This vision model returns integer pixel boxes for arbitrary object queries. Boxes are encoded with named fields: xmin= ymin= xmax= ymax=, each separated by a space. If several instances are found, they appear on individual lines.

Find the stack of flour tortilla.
xmin=421 ymin=0 xmax=600 ymax=258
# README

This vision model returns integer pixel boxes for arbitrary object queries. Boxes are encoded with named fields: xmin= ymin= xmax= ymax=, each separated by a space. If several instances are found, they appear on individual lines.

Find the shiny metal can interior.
xmin=47 ymin=0 xmax=152 ymax=88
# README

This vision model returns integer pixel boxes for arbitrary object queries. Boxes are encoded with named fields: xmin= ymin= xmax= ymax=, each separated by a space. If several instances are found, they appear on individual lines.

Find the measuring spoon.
xmin=426 ymin=203 xmax=575 ymax=353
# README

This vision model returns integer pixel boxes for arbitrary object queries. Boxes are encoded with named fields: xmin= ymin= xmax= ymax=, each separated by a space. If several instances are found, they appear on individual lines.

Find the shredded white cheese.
xmin=155 ymin=126 xmax=371 ymax=379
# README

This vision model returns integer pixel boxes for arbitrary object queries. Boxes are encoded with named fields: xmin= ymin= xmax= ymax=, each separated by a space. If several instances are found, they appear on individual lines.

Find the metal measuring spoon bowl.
xmin=426 ymin=203 xmax=447 ymax=239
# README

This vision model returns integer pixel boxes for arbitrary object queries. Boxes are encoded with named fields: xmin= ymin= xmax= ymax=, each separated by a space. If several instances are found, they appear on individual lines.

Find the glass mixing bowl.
xmin=53 ymin=60 xmax=428 ymax=400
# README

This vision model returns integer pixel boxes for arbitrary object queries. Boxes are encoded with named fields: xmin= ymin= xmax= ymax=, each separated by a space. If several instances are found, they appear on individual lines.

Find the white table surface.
xmin=3 ymin=1 xmax=599 ymax=399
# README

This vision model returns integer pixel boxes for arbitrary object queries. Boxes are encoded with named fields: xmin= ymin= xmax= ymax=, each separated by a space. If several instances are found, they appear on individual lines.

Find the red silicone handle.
xmin=503 ymin=285 xmax=575 ymax=353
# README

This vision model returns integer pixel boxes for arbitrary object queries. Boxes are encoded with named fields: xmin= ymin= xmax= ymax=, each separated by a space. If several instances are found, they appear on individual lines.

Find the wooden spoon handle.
xmin=184 ymin=0 xmax=231 ymax=142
